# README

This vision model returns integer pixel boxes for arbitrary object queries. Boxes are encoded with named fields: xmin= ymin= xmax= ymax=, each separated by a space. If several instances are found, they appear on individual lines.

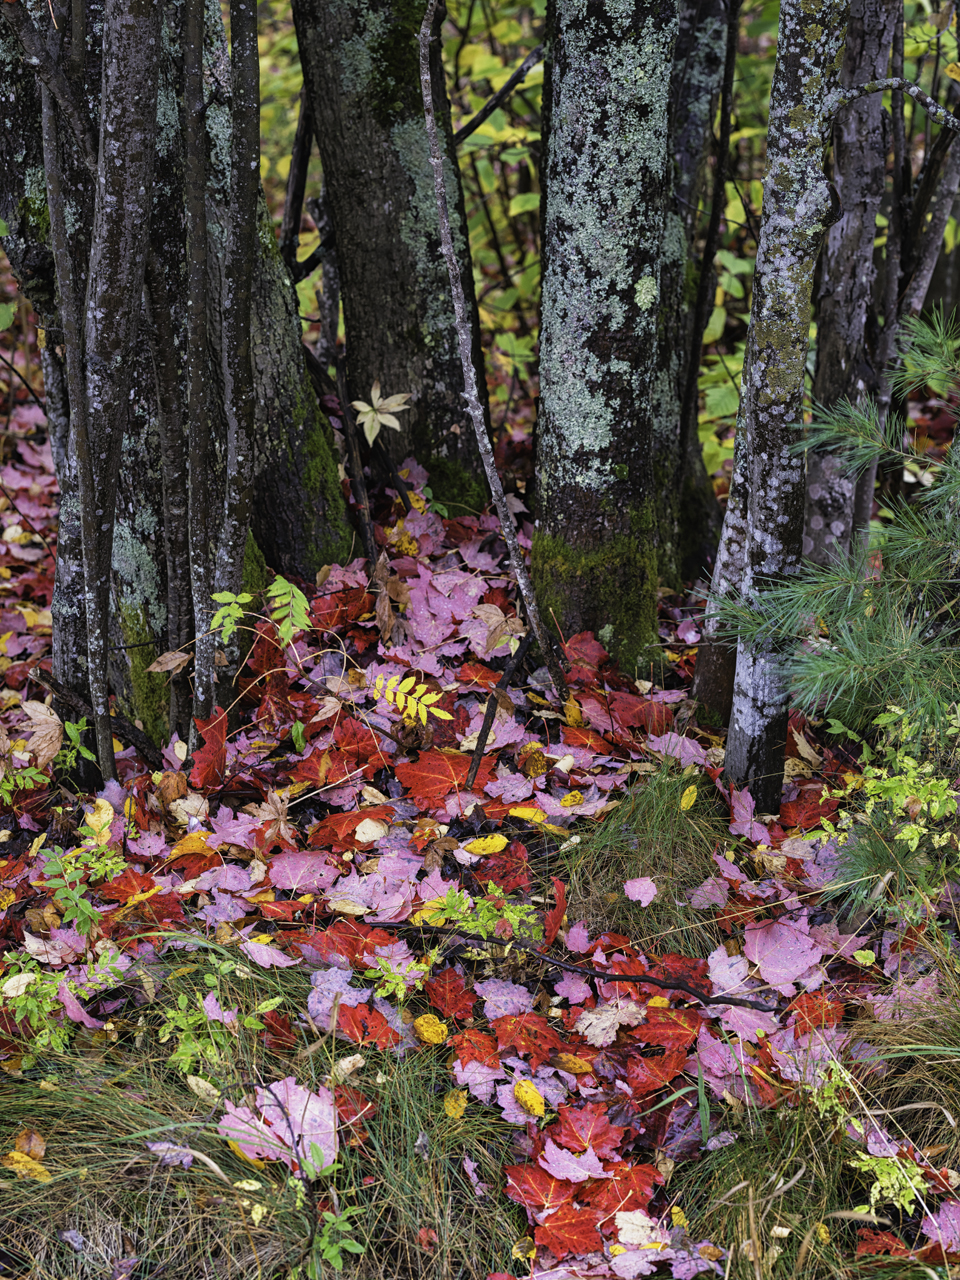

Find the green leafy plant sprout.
xmin=363 ymin=948 xmax=438 ymax=1002
xmin=0 ymin=950 xmax=125 ymax=1053
xmin=52 ymin=717 xmax=98 ymax=773
xmin=267 ymin=575 xmax=312 ymax=646
xmin=0 ymin=762 xmax=47 ymax=809
xmin=210 ymin=591 xmax=253 ymax=644
xmin=419 ymin=884 xmax=543 ymax=943
xmin=43 ymin=838 xmax=127 ymax=936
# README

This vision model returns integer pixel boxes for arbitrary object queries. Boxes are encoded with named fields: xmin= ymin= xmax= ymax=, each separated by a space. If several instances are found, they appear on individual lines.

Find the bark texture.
xmin=0 ymin=0 xmax=351 ymax=762
xmin=532 ymin=0 xmax=679 ymax=673
xmin=722 ymin=0 xmax=848 ymax=813
xmin=805 ymin=0 xmax=897 ymax=565
xmin=293 ymin=0 xmax=490 ymax=495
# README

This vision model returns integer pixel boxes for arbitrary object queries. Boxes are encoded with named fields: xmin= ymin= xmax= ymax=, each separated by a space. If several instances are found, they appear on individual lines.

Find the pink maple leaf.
xmin=537 ymin=1137 xmax=611 ymax=1183
xmin=624 ymin=877 xmax=657 ymax=906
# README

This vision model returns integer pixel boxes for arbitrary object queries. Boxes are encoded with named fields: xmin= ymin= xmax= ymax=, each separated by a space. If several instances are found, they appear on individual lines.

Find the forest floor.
xmin=1 ymin=273 xmax=960 ymax=1280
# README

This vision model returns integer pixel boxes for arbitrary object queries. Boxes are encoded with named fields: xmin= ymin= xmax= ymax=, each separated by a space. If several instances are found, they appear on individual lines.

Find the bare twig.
xmin=418 ymin=1 xmax=568 ymax=704
xmin=465 ymin=630 xmax=534 ymax=790
xmin=454 ymin=44 xmax=543 ymax=145
xmin=834 ymin=76 xmax=960 ymax=133
xmin=413 ymin=921 xmax=779 ymax=1012
xmin=279 ymin=91 xmax=313 ymax=276
xmin=334 ymin=357 xmax=378 ymax=569
xmin=0 ymin=347 xmax=45 ymax=411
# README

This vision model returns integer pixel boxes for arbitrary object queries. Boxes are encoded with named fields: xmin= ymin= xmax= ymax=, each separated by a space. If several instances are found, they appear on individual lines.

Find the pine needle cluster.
xmin=717 ymin=311 xmax=960 ymax=744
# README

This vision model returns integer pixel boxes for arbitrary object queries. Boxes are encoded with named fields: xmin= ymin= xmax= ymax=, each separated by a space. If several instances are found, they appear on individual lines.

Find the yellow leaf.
xmin=411 ymin=896 xmax=447 ymax=926
xmin=0 ymin=888 xmax=14 ymax=911
xmin=86 ymin=797 xmax=116 ymax=841
xmin=680 ymin=785 xmax=698 ymax=811
xmin=671 ymin=1206 xmax=688 ymax=1228
xmin=647 ymin=996 xmax=670 ymax=1008
xmin=227 ymin=1140 xmax=267 ymax=1168
xmin=444 ymin=1088 xmax=468 ymax=1119
xmin=552 ymin=1052 xmax=594 ymax=1075
xmin=512 ymin=1236 xmax=537 ymax=1261
xmin=946 ymin=61 xmax=960 ymax=81
xmin=171 ymin=830 xmax=211 ymax=859
xmin=564 ymin=696 xmax=584 ymax=727
xmin=610 ymin=1244 xmax=627 ymax=1257
xmin=186 ymin=1076 xmax=222 ymax=1106
xmin=560 ymin=791 xmax=584 ymax=808
xmin=463 ymin=834 xmax=508 ymax=855
xmin=508 ymin=806 xmax=548 ymax=824
xmin=1 ymin=1150 xmax=51 ymax=1182
xmin=413 ymin=1014 xmax=448 ymax=1045
xmin=513 ymin=1080 xmax=545 ymax=1117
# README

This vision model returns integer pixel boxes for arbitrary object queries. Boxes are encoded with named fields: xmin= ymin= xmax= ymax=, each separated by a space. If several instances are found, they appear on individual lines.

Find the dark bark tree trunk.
xmin=660 ymin=0 xmax=727 ymax=581
xmin=1 ymin=0 xmax=351 ymax=769
xmin=805 ymin=0 xmax=897 ymax=565
xmin=293 ymin=0 xmax=490 ymax=502
xmin=721 ymin=0 xmax=849 ymax=813
xmin=532 ymin=0 xmax=679 ymax=674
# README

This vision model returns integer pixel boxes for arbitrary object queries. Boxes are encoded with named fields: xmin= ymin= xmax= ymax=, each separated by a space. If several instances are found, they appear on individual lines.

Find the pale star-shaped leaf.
xmin=351 ymin=380 xmax=412 ymax=446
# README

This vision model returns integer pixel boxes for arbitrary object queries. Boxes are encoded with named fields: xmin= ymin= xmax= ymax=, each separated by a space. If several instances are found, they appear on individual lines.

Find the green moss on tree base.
xmin=302 ymin=404 xmax=353 ymax=570
xmin=116 ymin=604 xmax=168 ymax=748
xmin=532 ymin=528 xmax=659 ymax=674
xmin=425 ymin=456 xmax=488 ymax=514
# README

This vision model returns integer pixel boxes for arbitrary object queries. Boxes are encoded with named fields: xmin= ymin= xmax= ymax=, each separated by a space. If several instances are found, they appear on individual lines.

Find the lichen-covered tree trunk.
xmin=805 ymin=0 xmax=898 ymax=565
xmin=532 ymin=0 xmax=679 ymax=672
xmin=293 ymin=0 xmax=490 ymax=499
xmin=722 ymin=0 xmax=848 ymax=813
xmin=0 ymin=0 xmax=350 ymax=763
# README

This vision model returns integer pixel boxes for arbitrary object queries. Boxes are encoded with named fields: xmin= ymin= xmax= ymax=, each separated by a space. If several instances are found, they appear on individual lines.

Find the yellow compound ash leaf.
xmin=680 ymin=785 xmax=698 ymax=811
xmin=444 ymin=1088 xmax=468 ymax=1119
xmin=463 ymin=834 xmax=508 ymax=856
xmin=413 ymin=1014 xmax=448 ymax=1045
xmin=514 ymin=1080 xmax=545 ymax=1117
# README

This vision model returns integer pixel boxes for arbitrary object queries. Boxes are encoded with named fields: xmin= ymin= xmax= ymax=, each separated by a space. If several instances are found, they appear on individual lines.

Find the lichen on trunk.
xmin=533 ymin=0 xmax=679 ymax=673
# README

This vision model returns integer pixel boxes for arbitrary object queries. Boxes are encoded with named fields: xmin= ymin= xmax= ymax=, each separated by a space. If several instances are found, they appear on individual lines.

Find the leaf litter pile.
xmin=2 ymin=335 xmax=960 ymax=1276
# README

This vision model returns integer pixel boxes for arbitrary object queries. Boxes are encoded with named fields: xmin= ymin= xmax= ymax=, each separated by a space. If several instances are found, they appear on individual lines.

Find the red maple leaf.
xmin=543 ymin=877 xmax=567 ymax=946
xmin=394 ymin=749 xmax=495 ymax=804
xmin=581 ymin=1161 xmax=662 ymax=1219
xmin=308 ymin=804 xmax=397 ymax=850
xmin=624 ymin=1046 xmax=687 ymax=1097
xmin=448 ymin=1029 xmax=499 ymax=1069
xmin=98 ymin=869 xmax=155 ymax=902
xmin=423 ymin=968 xmax=476 ymax=1020
xmin=477 ymin=840 xmax=530 ymax=893
xmin=856 ymin=1229 xmax=911 ymax=1257
xmin=534 ymin=1202 xmax=602 ymax=1260
xmin=563 ymin=631 xmax=609 ymax=683
xmin=458 ymin=661 xmax=500 ymax=689
xmin=190 ymin=706 xmax=227 ymax=788
xmin=261 ymin=1010 xmax=298 ymax=1051
xmin=561 ymin=725 xmax=609 ymax=751
xmin=780 ymin=785 xmax=839 ymax=831
xmin=335 ymin=1084 xmax=376 ymax=1145
xmin=336 ymin=1003 xmax=400 ymax=1049
xmin=630 ymin=1007 xmax=700 ymax=1051
xmin=503 ymin=1163 xmax=576 ymax=1212
xmin=788 ymin=991 xmax=844 ymax=1035
xmin=492 ymin=1014 xmax=564 ymax=1070
xmin=547 ymin=1103 xmax=625 ymax=1159
xmin=310 ymin=587 xmax=374 ymax=633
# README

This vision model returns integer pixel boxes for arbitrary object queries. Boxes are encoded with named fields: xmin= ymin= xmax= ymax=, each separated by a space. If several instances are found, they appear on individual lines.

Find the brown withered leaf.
xmin=146 ymin=649 xmax=191 ymax=676
xmin=15 ymin=1128 xmax=46 ymax=1161
xmin=156 ymin=770 xmax=188 ymax=808
xmin=20 ymin=700 xmax=63 ymax=769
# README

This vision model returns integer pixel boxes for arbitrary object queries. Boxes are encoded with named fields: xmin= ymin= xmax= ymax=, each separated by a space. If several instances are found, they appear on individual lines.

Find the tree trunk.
xmin=293 ymin=0 xmax=490 ymax=504
xmin=722 ymin=0 xmax=848 ymax=813
xmin=661 ymin=0 xmax=727 ymax=581
xmin=1 ymin=0 xmax=350 ymax=763
xmin=532 ymin=0 xmax=679 ymax=674
xmin=805 ymin=0 xmax=898 ymax=565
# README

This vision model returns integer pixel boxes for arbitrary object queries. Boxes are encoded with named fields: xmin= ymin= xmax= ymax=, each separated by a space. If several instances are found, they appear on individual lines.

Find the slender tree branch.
xmin=279 ymin=91 xmax=313 ymax=277
xmin=1 ymin=0 xmax=97 ymax=170
xmin=334 ymin=355 xmax=378 ymax=569
xmin=454 ymin=44 xmax=543 ymax=145
xmin=464 ymin=629 xmax=534 ymax=790
xmin=419 ymin=0 xmax=568 ymax=704
xmin=833 ymin=76 xmax=960 ymax=132
xmin=0 ymin=347 xmax=45 ymax=411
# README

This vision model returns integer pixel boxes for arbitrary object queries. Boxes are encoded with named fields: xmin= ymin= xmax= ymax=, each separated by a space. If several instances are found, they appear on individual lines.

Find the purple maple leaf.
xmin=256 ymin=1077 xmax=338 ymax=1173
xmin=565 ymin=920 xmax=591 ymax=953
xmin=209 ymin=806 xmax=263 ymax=849
xmin=473 ymin=978 xmax=535 ymax=1019
xmin=624 ymin=877 xmax=657 ymax=906
xmin=728 ymin=787 xmax=771 ymax=842
xmin=147 ymin=1141 xmax=194 ymax=1169
xmin=554 ymin=972 xmax=592 ymax=1004
xmin=646 ymin=733 xmax=707 ymax=767
xmin=451 ymin=1058 xmax=505 ymax=1103
xmin=308 ymin=966 xmax=372 ymax=1028
xmin=269 ymin=851 xmax=341 ymax=893
xmin=537 ymin=1137 xmax=610 ymax=1182
xmin=202 ymin=992 xmax=238 ymax=1024
xmin=239 ymin=939 xmax=300 ymax=969
xmin=743 ymin=920 xmax=821 ymax=992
